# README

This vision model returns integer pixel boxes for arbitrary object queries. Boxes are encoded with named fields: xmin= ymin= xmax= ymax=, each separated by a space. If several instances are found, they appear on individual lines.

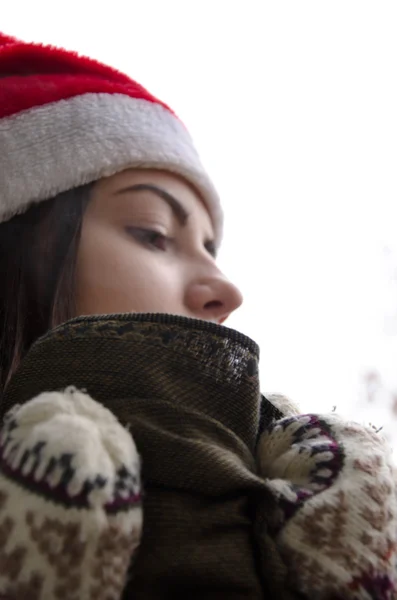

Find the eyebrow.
xmin=114 ymin=183 xmax=190 ymax=226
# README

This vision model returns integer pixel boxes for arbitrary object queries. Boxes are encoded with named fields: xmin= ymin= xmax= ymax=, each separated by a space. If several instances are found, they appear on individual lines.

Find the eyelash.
xmin=205 ymin=241 xmax=217 ymax=259
xmin=127 ymin=227 xmax=172 ymax=252
xmin=127 ymin=227 xmax=217 ymax=258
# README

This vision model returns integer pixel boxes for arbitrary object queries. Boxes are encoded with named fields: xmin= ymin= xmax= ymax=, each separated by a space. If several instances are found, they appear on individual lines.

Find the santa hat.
xmin=0 ymin=33 xmax=222 ymax=240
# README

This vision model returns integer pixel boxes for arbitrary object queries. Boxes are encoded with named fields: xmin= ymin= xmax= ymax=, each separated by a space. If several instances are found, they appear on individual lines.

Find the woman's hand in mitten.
xmin=0 ymin=387 xmax=142 ymax=600
xmin=256 ymin=405 xmax=397 ymax=599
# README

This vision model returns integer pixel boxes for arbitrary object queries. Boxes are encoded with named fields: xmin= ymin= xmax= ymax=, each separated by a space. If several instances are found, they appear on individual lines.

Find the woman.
xmin=0 ymin=32 xmax=396 ymax=599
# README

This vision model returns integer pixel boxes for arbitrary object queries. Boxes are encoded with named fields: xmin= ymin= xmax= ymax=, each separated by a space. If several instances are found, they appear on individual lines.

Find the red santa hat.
xmin=0 ymin=33 xmax=222 ymax=240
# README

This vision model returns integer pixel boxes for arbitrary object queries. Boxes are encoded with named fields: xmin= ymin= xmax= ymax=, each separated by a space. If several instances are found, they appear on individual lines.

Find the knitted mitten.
xmin=0 ymin=387 xmax=142 ymax=600
xmin=257 ymin=403 xmax=397 ymax=599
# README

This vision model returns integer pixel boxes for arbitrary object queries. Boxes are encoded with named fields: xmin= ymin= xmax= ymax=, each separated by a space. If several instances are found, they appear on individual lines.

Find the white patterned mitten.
xmin=0 ymin=387 xmax=142 ymax=600
xmin=257 ymin=408 xmax=397 ymax=599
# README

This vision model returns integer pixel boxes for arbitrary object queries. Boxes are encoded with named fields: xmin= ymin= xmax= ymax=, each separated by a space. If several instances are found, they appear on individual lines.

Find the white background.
xmin=3 ymin=1 xmax=397 ymax=449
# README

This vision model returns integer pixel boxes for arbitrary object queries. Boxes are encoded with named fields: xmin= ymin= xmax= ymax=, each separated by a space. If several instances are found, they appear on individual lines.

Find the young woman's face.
xmin=75 ymin=169 xmax=243 ymax=323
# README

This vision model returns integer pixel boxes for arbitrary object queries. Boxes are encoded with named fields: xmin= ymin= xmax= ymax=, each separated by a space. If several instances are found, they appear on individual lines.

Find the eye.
xmin=126 ymin=227 xmax=172 ymax=251
xmin=205 ymin=240 xmax=217 ymax=259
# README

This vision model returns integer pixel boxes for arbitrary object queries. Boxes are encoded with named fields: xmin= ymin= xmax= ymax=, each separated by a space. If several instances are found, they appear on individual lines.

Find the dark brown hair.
xmin=0 ymin=184 xmax=92 ymax=393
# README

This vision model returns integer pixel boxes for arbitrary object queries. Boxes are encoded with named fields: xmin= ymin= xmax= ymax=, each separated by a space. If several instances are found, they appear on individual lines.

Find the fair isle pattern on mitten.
xmin=0 ymin=387 xmax=142 ymax=600
xmin=257 ymin=413 xmax=397 ymax=600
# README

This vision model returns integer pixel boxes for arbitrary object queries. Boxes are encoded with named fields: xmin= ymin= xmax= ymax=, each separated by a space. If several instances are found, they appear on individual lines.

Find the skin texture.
xmin=75 ymin=169 xmax=243 ymax=323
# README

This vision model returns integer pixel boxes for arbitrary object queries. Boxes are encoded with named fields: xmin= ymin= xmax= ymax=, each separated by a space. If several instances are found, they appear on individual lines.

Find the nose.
xmin=185 ymin=273 xmax=243 ymax=323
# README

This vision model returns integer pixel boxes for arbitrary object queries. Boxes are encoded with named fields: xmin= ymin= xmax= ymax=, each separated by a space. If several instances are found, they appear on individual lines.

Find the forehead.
xmin=94 ymin=169 xmax=214 ymax=233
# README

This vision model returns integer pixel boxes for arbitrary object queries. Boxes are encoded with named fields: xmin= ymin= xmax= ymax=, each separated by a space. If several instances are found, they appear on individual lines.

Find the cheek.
xmin=75 ymin=224 xmax=180 ymax=315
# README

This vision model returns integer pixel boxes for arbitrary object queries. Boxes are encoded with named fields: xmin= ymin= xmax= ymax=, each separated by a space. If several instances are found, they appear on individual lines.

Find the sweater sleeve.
xmin=0 ymin=387 xmax=142 ymax=600
xmin=256 ymin=403 xmax=397 ymax=599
